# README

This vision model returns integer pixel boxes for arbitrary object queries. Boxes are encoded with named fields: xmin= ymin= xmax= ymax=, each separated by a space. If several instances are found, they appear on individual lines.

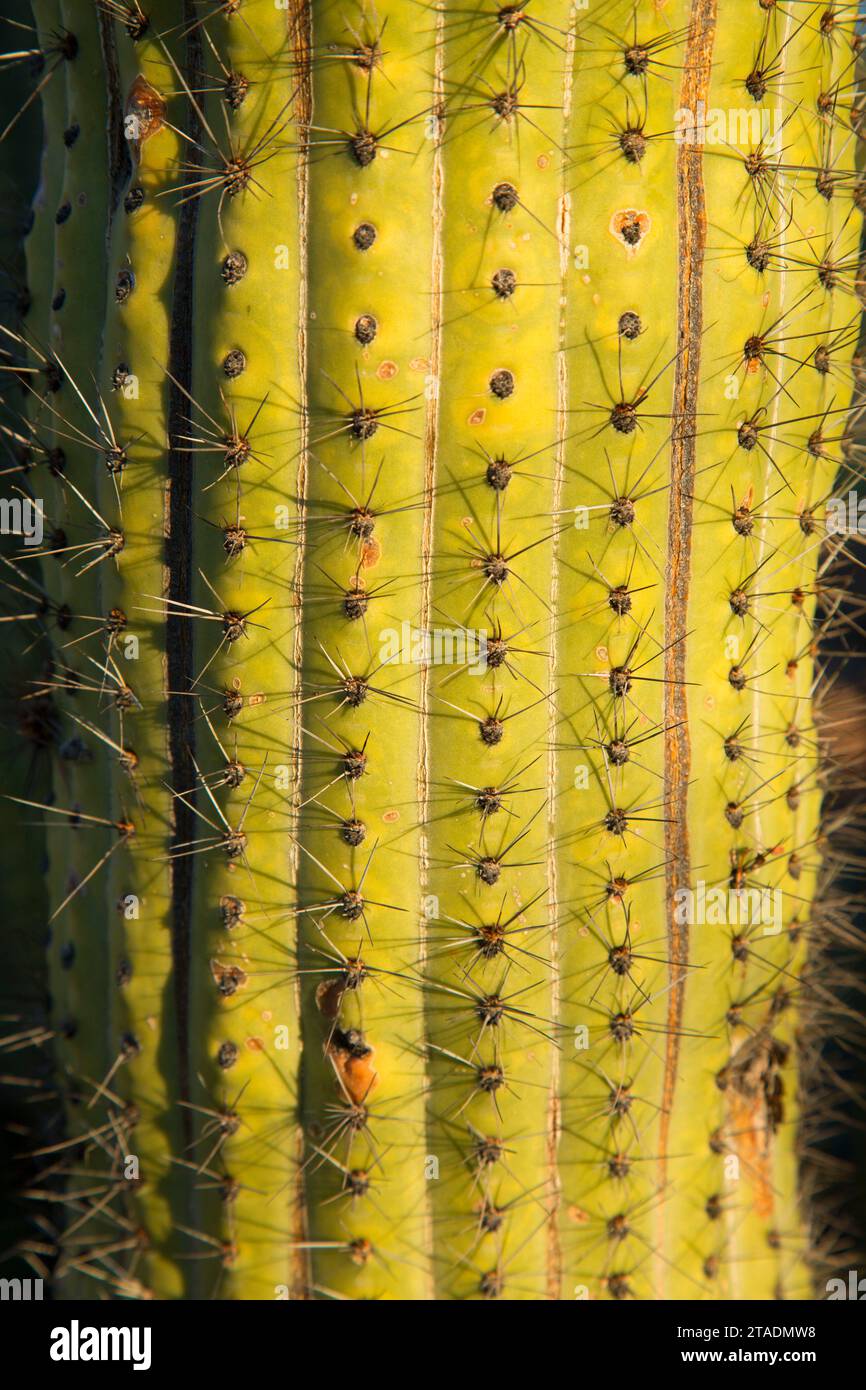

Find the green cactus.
xmin=0 ymin=0 xmax=55 ymax=1278
xmin=0 ymin=0 xmax=864 ymax=1301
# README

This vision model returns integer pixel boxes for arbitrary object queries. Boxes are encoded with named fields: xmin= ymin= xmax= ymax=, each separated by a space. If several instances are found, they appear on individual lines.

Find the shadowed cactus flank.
xmin=0 ymin=0 xmax=864 ymax=1301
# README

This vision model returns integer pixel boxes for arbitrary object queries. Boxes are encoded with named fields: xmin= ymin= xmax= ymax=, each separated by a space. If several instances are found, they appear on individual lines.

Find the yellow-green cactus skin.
xmin=0 ymin=0 xmax=864 ymax=1301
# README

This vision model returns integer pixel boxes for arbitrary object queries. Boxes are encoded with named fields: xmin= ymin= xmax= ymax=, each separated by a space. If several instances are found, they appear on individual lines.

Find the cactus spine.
xmin=0 ymin=0 xmax=863 ymax=1300
xmin=0 ymin=0 xmax=53 ymax=1273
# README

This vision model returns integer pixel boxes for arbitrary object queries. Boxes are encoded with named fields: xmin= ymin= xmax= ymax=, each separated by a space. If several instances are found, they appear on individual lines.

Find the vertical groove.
xmin=165 ymin=7 xmax=202 ymax=1130
xmin=726 ymin=2 xmax=793 ymax=1300
xmin=546 ymin=9 xmax=578 ymax=1301
xmin=96 ymin=8 xmax=128 ymax=232
xmin=659 ymin=0 xmax=717 ymax=1181
xmin=417 ymin=0 xmax=445 ymax=1302
xmin=289 ymin=0 xmax=312 ymax=1299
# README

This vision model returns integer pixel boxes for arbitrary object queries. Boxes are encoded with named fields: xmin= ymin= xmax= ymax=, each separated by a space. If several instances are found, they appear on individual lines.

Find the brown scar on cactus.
xmin=124 ymin=73 xmax=166 ymax=157
xmin=611 ymin=208 xmax=651 ymax=253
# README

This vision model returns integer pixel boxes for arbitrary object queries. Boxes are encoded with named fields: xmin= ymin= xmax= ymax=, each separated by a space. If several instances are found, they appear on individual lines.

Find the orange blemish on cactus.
xmin=124 ymin=76 xmax=166 ymax=160
xmin=210 ymin=960 xmax=248 ymax=995
xmin=610 ymin=208 xmax=651 ymax=255
xmin=329 ymin=1029 xmax=378 ymax=1104
xmin=360 ymin=536 xmax=381 ymax=567
xmin=724 ymin=1029 xmax=787 ymax=1220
